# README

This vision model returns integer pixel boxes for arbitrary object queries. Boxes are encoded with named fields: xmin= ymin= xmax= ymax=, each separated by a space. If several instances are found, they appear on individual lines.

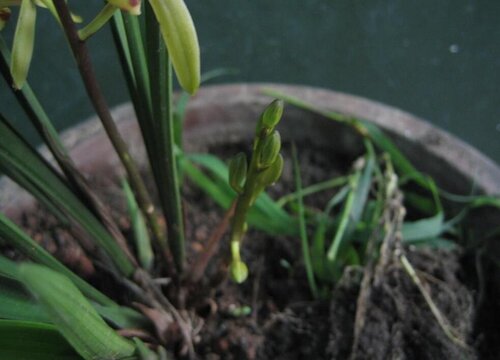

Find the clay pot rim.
xmin=187 ymin=83 xmax=499 ymax=194
xmin=1 ymin=83 xmax=498 ymax=215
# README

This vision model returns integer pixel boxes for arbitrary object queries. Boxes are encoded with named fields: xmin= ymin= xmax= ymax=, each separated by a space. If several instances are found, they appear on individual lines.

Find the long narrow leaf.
xmin=123 ymin=179 xmax=153 ymax=270
xmin=18 ymin=263 xmax=136 ymax=360
xmin=311 ymin=185 xmax=349 ymax=281
xmin=402 ymin=212 xmax=445 ymax=243
xmin=0 ymin=255 xmax=146 ymax=328
xmin=0 ymin=115 xmax=134 ymax=276
xmin=326 ymin=171 xmax=360 ymax=264
xmin=0 ymin=219 xmax=113 ymax=306
xmin=0 ymin=277 xmax=51 ymax=323
xmin=292 ymin=144 xmax=318 ymax=299
xmin=145 ymin=2 xmax=185 ymax=270
xmin=0 ymin=320 xmax=80 ymax=360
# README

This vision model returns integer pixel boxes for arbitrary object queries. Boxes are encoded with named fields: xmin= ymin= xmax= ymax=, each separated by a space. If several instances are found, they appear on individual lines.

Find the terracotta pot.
xmin=1 ymin=83 xmax=498 ymax=217
xmin=1 ymin=84 xmax=499 ymax=358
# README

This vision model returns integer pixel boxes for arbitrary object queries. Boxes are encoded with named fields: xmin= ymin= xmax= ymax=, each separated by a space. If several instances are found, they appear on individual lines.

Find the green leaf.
xmin=311 ymin=185 xmax=349 ymax=282
xmin=91 ymin=303 xmax=149 ymax=330
xmin=0 ymin=217 xmax=114 ymax=306
xmin=18 ymin=263 xmax=136 ymax=360
xmin=326 ymin=146 xmax=374 ymax=267
xmin=10 ymin=0 xmax=36 ymax=89
xmin=276 ymin=176 xmax=348 ymax=208
xmin=78 ymin=3 xmax=117 ymax=40
xmin=145 ymin=2 xmax=186 ymax=270
xmin=349 ymin=144 xmax=375 ymax=232
xmin=148 ymin=0 xmax=200 ymax=94
xmin=133 ymin=338 xmax=158 ymax=360
xmin=292 ymin=143 xmax=318 ymax=299
xmin=326 ymin=171 xmax=360 ymax=264
xmin=123 ymin=178 xmax=153 ymax=271
xmin=402 ymin=212 xmax=444 ymax=242
xmin=0 ymin=115 xmax=135 ymax=276
xmin=0 ymin=277 xmax=51 ymax=323
xmin=0 ymin=254 xmax=145 ymax=328
xmin=439 ymin=191 xmax=500 ymax=209
xmin=0 ymin=319 xmax=80 ymax=360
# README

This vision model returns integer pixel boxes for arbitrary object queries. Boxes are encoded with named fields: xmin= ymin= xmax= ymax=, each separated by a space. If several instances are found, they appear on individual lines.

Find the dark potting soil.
xmin=1 ymin=140 xmax=493 ymax=359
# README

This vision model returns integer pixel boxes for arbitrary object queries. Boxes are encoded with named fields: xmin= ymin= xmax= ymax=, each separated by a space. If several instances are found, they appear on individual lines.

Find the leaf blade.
xmin=18 ymin=263 xmax=136 ymax=360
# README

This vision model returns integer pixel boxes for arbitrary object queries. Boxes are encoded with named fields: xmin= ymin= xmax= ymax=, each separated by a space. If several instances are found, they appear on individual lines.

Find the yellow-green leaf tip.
xmin=11 ymin=0 xmax=37 ymax=90
xmin=149 ymin=0 xmax=200 ymax=94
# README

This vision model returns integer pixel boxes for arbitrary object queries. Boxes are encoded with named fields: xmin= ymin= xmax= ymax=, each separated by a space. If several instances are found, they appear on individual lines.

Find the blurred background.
xmin=1 ymin=0 xmax=499 ymax=163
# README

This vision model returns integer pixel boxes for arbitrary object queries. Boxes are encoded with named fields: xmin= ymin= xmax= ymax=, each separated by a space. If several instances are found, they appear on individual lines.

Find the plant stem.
xmin=53 ymin=0 xmax=163 ymax=259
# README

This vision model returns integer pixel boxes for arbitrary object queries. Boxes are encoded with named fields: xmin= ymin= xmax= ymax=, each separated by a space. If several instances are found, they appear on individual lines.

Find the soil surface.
xmin=1 ymin=140 xmax=496 ymax=359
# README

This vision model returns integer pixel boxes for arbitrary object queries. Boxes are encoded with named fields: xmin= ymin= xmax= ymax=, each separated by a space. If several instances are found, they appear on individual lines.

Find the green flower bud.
xmin=11 ymin=0 xmax=36 ymax=89
xmin=262 ymin=99 xmax=284 ymax=128
xmin=228 ymin=152 xmax=247 ymax=194
xmin=107 ymin=0 xmax=141 ymax=15
xmin=0 ymin=8 xmax=10 ymax=31
xmin=149 ymin=0 xmax=200 ymax=94
xmin=256 ymin=99 xmax=284 ymax=135
xmin=257 ymin=130 xmax=281 ymax=169
xmin=259 ymin=153 xmax=284 ymax=186
xmin=229 ymin=260 xmax=248 ymax=284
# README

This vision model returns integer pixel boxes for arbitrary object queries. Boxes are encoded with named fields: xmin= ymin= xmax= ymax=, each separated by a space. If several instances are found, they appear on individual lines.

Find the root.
xmin=399 ymin=252 xmax=470 ymax=350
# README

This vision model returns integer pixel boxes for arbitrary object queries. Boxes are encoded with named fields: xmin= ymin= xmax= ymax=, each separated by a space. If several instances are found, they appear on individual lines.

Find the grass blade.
xmin=311 ymin=185 xmax=349 ymax=282
xmin=276 ymin=176 xmax=348 ymax=208
xmin=123 ymin=178 xmax=153 ymax=271
xmin=145 ymin=2 xmax=185 ymax=270
xmin=18 ymin=262 xmax=136 ymax=360
xmin=326 ymin=146 xmax=374 ymax=265
xmin=91 ymin=303 xmax=150 ymax=330
xmin=326 ymin=171 xmax=360 ymax=264
xmin=292 ymin=144 xmax=318 ymax=299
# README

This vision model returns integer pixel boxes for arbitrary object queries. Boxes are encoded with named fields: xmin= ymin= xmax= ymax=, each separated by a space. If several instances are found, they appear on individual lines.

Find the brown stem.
xmin=186 ymin=201 xmax=236 ymax=284
xmin=53 ymin=0 xmax=165 ymax=253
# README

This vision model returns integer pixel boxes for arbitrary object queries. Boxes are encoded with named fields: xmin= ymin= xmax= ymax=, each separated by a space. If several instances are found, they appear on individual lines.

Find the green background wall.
xmin=1 ymin=0 xmax=498 ymax=162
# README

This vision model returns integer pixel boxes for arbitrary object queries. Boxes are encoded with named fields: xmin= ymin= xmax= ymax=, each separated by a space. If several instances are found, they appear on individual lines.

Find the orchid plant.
xmin=0 ymin=0 xmax=285 ymax=358
xmin=1 ymin=1 xmax=495 ymax=359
